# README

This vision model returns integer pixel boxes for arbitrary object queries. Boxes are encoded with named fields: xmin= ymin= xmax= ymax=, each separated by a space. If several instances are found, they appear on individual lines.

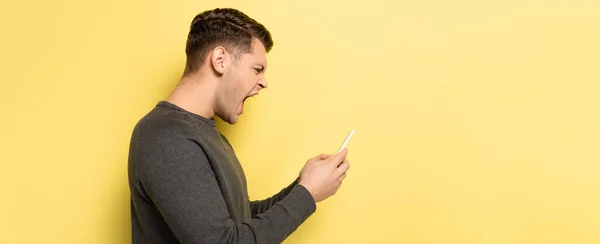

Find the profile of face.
xmin=212 ymin=38 xmax=268 ymax=124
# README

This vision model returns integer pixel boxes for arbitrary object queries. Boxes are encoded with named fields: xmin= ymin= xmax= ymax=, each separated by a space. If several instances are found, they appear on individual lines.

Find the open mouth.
xmin=244 ymin=93 xmax=257 ymax=102
xmin=239 ymin=93 xmax=257 ymax=115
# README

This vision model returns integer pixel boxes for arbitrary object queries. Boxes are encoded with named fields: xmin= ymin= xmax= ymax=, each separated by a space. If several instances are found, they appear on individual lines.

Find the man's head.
xmin=183 ymin=8 xmax=273 ymax=124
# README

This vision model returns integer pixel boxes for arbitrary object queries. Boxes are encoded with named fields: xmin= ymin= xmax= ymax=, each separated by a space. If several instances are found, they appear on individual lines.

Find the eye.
xmin=253 ymin=66 xmax=265 ymax=74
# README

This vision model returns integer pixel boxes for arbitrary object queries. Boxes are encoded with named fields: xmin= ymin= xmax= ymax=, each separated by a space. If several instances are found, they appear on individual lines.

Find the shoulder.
xmin=130 ymin=107 xmax=204 ymax=158
xmin=135 ymin=109 xmax=196 ymax=140
xmin=130 ymin=110 xmax=213 ymax=173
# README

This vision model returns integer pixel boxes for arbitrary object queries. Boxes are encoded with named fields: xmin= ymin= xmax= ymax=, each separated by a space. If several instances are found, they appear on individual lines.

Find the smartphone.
xmin=338 ymin=129 xmax=355 ymax=153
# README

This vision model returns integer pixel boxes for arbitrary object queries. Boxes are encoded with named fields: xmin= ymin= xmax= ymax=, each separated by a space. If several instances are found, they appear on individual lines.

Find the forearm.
xmin=242 ymin=184 xmax=316 ymax=243
xmin=250 ymin=177 xmax=300 ymax=216
xmin=159 ymin=184 xmax=316 ymax=244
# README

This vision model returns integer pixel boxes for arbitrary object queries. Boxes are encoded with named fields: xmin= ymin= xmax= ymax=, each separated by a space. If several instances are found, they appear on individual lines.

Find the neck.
xmin=166 ymin=72 xmax=217 ymax=119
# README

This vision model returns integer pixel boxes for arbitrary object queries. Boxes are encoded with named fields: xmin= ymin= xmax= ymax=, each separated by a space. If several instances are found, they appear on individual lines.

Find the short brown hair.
xmin=183 ymin=8 xmax=274 ymax=76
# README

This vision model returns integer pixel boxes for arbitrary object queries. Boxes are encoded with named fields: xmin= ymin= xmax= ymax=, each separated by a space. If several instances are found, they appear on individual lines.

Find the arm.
xmin=138 ymin=135 xmax=316 ymax=244
xmin=250 ymin=178 xmax=301 ymax=217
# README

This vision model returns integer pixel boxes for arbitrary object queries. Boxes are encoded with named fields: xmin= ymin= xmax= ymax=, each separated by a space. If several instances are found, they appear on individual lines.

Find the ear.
xmin=210 ymin=46 xmax=227 ymax=75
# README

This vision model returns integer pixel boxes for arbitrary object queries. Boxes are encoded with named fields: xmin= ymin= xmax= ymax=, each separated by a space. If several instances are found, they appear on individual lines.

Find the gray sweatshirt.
xmin=128 ymin=101 xmax=316 ymax=244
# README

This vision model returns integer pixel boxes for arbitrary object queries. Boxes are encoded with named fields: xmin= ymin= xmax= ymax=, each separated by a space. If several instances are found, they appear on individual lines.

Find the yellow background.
xmin=1 ymin=0 xmax=599 ymax=243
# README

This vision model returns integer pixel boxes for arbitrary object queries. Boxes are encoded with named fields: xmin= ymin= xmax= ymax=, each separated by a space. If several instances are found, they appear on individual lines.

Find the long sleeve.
xmin=250 ymin=178 xmax=301 ymax=217
xmin=136 ymin=131 xmax=316 ymax=244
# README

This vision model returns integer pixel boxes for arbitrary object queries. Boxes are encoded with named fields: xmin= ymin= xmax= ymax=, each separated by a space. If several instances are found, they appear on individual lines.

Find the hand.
xmin=298 ymin=149 xmax=350 ymax=203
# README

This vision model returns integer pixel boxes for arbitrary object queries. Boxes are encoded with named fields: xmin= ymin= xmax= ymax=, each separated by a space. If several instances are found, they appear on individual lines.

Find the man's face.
xmin=216 ymin=39 xmax=268 ymax=124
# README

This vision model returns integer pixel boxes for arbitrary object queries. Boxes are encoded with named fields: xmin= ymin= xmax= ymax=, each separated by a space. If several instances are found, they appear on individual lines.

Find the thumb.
xmin=320 ymin=153 xmax=333 ymax=160
xmin=310 ymin=153 xmax=329 ymax=161
xmin=330 ymin=148 xmax=348 ymax=164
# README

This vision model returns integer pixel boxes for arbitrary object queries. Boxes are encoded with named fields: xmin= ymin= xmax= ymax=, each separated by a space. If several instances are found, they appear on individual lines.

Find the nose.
xmin=258 ymin=77 xmax=268 ymax=89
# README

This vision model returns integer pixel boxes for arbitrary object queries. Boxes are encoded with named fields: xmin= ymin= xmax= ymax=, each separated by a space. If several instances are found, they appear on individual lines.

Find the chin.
xmin=225 ymin=114 xmax=239 ymax=124
xmin=215 ymin=108 xmax=238 ymax=124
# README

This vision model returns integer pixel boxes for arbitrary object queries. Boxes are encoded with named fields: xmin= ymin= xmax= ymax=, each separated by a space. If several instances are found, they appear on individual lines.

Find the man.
xmin=128 ymin=8 xmax=351 ymax=244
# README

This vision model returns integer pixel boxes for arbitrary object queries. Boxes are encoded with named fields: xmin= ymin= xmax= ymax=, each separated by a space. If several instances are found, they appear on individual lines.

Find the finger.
xmin=336 ymin=180 xmax=343 ymax=189
xmin=337 ymin=158 xmax=349 ymax=169
xmin=339 ymin=172 xmax=347 ymax=181
xmin=336 ymin=159 xmax=350 ymax=175
xmin=329 ymin=148 xmax=348 ymax=165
